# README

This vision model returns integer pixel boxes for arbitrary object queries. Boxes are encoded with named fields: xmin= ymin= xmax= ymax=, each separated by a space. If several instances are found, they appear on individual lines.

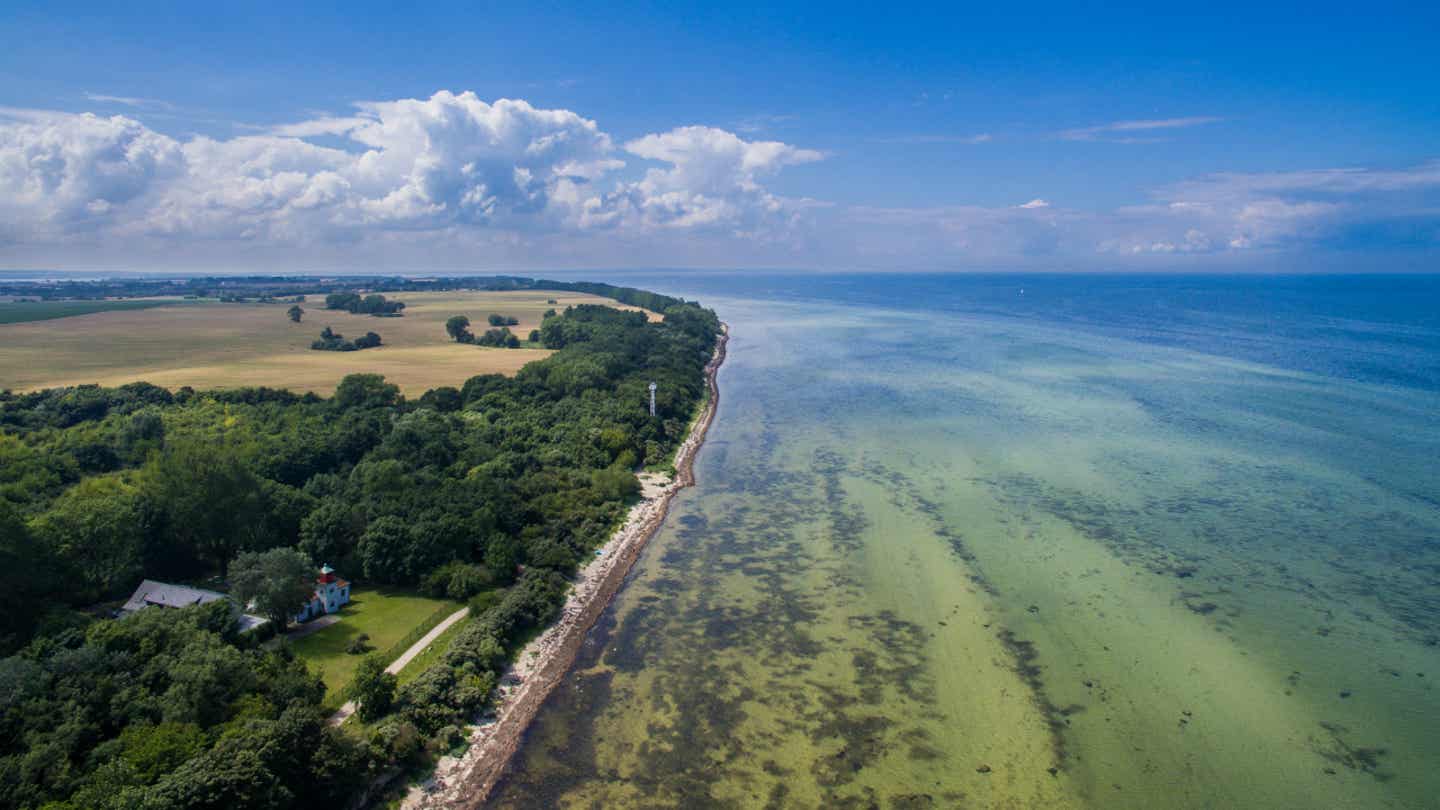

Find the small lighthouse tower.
xmin=648 ymin=381 xmax=657 ymax=417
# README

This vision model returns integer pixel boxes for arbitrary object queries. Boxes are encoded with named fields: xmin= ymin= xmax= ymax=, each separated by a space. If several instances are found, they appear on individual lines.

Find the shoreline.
xmin=404 ymin=324 xmax=729 ymax=809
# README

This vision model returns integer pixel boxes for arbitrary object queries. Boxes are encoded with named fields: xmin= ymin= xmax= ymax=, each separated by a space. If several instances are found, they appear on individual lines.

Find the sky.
xmin=1 ymin=1 xmax=1437 ymax=273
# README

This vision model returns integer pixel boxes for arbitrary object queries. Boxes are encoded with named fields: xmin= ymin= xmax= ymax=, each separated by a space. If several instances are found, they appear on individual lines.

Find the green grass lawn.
xmin=285 ymin=588 xmax=459 ymax=709
xmin=394 ymin=613 xmax=472 ymax=687
xmin=0 ymin=298 xmax=182 ymax=324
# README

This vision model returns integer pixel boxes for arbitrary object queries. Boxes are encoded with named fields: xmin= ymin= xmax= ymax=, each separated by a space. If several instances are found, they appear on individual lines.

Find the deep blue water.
xmin=612 ymin=272 xmax=1440 ymax=392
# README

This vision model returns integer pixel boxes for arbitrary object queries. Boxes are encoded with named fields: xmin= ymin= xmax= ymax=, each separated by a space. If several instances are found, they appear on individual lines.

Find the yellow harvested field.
xmin=0 ymin=290 xmax=656 ymax=395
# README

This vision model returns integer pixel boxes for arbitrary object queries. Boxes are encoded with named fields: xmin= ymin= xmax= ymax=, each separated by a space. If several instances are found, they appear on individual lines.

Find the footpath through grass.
xmin=285 ymin=588 xmax=459 ymax=710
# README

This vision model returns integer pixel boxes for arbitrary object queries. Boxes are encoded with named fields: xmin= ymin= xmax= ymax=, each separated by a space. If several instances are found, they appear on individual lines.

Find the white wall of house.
xmin=294 ymin=576 xmax=351 ymax=623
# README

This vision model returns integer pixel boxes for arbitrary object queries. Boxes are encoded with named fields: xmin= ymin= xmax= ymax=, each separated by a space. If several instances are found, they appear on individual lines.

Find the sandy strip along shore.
xmin=403 ymin=324 xmax=729 ymax=809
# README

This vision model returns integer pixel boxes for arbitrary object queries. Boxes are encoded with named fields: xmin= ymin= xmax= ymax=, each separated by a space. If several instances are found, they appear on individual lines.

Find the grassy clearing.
xmin=394 ymin=612 xmax=472 ymax=687
xmin=0 ymin=290 xmax=658 ymax=395
xmin=0 ymin=298 xmax=184 ymax=324
xmin=285 ymin=588 xmax=459 ymax=710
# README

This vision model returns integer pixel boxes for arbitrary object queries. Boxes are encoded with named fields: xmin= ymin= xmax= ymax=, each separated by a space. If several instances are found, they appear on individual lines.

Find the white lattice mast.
xmin=648 ymin=381 xmax=657 ymax=417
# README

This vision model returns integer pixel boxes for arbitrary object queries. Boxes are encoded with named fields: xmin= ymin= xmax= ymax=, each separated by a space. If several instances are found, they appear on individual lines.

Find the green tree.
xmin=333 ymin=373 xmax=401 ymax=410
xmin=356 ymin=515 xmax=460 ymax=584
xmin=119 ymin=722 xmax=207 ymax=784
xmin=326 ymin=292 xmax=361 ymax=311
xmin=444 ymin=315 xmax=473 ymax=343
xmin=418 ymin=386 xmax=462 ymax=412
xmin=485 ymin=534 xmax=520 ymax=583
xmin=287 ymin=305 xmax=304 ymax=323
xmin=348 ymin=654 xmax=397 ymax=722
xmin=30 ymin=474 xmax=148 ymax=602
xmin=0 ymin=501 xmax=48 ymax=653
xmin=357 ymin=516 xmax=409 ymax=582
xmin=592 ymin=466 xmax=640 ymax=501
xmin=228 ymin=547 xmax=315 ymax=630
xmin=298 ymin=499 xmax=363 ymax=570
xmin=142 ymin=440 xmax=268 ymax=574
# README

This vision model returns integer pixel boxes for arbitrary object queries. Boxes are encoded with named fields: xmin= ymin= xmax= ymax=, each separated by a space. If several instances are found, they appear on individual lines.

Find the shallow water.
xmin=488 ymin=274 xmax=1440 ymax=809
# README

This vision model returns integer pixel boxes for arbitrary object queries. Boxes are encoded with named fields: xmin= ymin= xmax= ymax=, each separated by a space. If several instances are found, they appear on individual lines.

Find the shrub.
xmin=346 ymin=633 xmax=372 ymax=655
xmin=420 ymin=561 xmax=496 ymax=600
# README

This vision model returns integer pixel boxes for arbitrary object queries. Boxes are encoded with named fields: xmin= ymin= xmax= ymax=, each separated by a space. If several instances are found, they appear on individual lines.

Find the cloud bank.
xmin=843 ymin=161 xmax=1440 ymax=267
xmin=0 ymin=93 xmax=1436 ymax=271
xmin=0 ymin=91 xmax=821 ymax=259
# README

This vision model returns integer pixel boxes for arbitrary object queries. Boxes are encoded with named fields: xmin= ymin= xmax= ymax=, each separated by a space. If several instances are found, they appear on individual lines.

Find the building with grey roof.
xmin=120 ymin=579 xmax=270 ymax=633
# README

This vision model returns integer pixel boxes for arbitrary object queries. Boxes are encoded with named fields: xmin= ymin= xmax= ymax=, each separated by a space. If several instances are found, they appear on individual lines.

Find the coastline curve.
xmin=405 ymin=323 xmax=730 ymax=809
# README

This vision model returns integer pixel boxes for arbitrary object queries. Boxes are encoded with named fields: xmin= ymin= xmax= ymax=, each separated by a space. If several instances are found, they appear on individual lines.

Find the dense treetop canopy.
xmin=0 ymin=283 xmax=720 ymax=809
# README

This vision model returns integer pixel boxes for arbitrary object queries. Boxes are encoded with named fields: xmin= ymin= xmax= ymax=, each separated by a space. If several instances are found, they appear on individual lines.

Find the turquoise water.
xmin=489 ymin=274 xmax=1440 ymax=808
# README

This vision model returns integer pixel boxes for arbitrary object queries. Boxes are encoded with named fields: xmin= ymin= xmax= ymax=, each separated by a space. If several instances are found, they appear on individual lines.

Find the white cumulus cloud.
xmin=0 ymin=92 xmax=820 ymax=250
xmin=0 ymin=110 xmax=184 ymax=240
xmin=597 ymin=126 xmax=824 ymax=233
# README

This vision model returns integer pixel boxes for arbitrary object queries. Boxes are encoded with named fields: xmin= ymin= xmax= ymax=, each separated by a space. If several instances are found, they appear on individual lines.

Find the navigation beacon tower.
xmin=648 ymin=381 xmax=658 ymax=417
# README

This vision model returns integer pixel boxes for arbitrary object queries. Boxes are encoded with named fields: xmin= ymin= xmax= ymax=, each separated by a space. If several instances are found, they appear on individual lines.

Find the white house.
xmin=294 ymin=564 xmax=351 ymax=623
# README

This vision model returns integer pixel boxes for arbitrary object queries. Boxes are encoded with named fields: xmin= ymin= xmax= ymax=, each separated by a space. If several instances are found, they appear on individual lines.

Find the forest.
xmin=0 ymin=283 xmax=720 ymax=809
xmin=310 ymin=327 xmax=383 ymax=351
xmin=323 ymin=293 xmax=406 ymax=317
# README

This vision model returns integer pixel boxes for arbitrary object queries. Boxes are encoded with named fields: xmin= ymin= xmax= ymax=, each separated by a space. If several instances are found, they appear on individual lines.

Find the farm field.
xmin=286 ymin=588 xmax=460 ymax=710
xmin=0 ymin=297 xmax=185 ymax=324
xmin=0 ymin=290 xmax=657 ymax=395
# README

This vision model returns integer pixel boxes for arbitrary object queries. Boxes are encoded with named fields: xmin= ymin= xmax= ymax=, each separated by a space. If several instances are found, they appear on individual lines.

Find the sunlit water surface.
xmin=488 ymin=274 xmax=1440 ymax=809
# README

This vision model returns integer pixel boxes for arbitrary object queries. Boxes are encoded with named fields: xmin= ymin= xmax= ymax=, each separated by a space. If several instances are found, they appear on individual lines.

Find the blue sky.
xmin=1 ymin=1 xmax=1437 ymax=272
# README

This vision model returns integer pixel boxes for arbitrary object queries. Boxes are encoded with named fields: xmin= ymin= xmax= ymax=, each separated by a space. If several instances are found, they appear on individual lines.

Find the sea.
xmin=481 ymin=272 xmax=1440 ymax=809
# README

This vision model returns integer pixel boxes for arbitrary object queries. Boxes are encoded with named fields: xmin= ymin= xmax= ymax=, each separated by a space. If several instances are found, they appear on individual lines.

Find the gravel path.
xmin=328 ymin=605 xmax=471 ymax=726
xmin=283 ymin=613 xmax=340 ymax=641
